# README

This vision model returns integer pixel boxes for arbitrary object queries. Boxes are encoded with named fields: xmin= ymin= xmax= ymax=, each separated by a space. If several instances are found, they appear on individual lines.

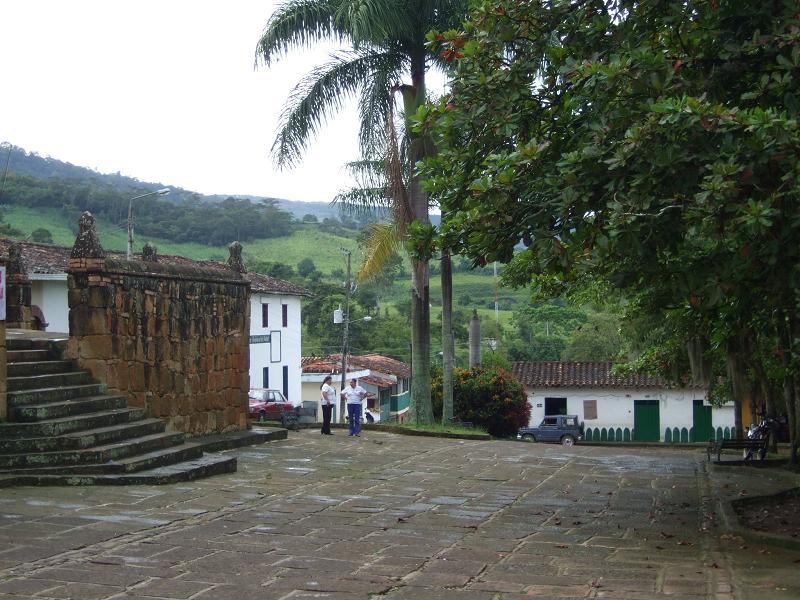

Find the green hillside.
xmin=3 ymin=205 xmax=360 ymax=270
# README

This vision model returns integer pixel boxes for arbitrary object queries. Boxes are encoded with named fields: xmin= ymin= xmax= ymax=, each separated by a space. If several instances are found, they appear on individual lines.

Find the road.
xmin=1 ymin=430 xmax=798 ymax=599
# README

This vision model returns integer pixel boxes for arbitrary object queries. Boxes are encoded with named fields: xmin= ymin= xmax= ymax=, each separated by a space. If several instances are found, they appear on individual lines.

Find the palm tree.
xmin=256 ymin=0 xmax=467 ymax=423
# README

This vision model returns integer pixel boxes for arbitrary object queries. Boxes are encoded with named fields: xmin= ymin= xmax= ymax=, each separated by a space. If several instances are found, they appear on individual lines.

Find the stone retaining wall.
xmin=66 ymin=214 xmax=250 ymax=435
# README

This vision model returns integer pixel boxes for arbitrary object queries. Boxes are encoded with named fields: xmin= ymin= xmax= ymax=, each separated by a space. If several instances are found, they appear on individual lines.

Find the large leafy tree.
xmin=257 ymin=0 xmax=467 ymax=423
xmin=420 ymin=1 xmax=800 ymax=459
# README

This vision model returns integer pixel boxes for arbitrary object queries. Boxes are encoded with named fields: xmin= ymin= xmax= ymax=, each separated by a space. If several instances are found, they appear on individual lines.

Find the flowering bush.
xmin=432 ymin=366 xmax=530 ymax=437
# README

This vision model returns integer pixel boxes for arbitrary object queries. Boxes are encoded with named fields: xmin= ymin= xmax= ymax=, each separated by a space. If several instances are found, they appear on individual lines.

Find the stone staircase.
xmin=0 ymin=337 xmax=241 ymax=486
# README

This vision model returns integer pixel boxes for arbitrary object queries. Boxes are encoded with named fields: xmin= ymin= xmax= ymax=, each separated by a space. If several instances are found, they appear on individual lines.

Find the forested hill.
xmin=0 ymin=144 xmax=346 ymax=219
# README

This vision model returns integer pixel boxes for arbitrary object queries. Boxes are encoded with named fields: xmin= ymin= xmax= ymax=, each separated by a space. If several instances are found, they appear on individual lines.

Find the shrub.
xmin=431 ymin=366 xmax=530 ymax=437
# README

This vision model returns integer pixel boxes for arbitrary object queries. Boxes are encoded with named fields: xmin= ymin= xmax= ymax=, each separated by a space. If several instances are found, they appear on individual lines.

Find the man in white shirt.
xmin=320 ymin=375 xmax=336 ymax=435
xmin=341 ymin=378 xmax=367 ymax=437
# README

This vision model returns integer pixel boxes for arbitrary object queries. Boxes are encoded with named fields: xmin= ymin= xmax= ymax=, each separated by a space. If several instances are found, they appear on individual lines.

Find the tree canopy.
xmin=420 ymin=0 xmax=800 ymax=457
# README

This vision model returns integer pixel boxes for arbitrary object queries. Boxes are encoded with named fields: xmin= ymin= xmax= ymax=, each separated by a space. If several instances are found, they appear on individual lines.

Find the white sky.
xmin=0 ymin=1 xmax=385 ymax=203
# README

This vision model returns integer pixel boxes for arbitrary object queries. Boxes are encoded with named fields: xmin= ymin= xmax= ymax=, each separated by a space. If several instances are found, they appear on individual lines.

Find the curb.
xmin=712 ymin=472 xmax=800 ymax=551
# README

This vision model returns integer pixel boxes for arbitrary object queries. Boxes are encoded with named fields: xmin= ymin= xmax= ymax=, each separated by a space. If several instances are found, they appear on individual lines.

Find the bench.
xmin=707 ymin=438 xmax=768 ymax=463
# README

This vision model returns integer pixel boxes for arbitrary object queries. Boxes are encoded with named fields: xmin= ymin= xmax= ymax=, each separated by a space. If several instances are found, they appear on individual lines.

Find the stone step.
xmin=0 ymin=432 xmax=186 ymax=470
xmin=7 ymin=360 xmax=75 ymax=377
xmin=0 ymin=454 xmax=237 ymax=487
xmin=0 ymin=407 xmax=147 ymax=439
xmin=0 ymin=419 xmax=167 ymax=454
xmin=116 ymin=442 xmax=205 ymax=473
xmin=0 ymin=442 xmax=204 ymax=475
xmin=7 ymin=349 xmax=52 ymax=363
xmin=7 ymin=383 xmax=107 ymax=408
xmin=14 ymin=394 xmax=129 ymax=422
xmin=7 ymin=371 xmax=92 ymax=391
xmin=6 ymin=338 xmax=54 ymax=351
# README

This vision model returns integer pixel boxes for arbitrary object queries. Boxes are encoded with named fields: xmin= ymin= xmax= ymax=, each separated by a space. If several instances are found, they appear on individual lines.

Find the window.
xmin=544 ymin=397 xmax=567 ymax=415
xmin=261 ymin=304 xmax=269 ymax=328
xmin=282 ymin=304 xmax=288 ymax=327
xmin=541 ymin=417 xmax=558 ymax=427
xmin=262 ymin=367 xmax=269 ymax=388
xmin=270 ymin=331 xmax=281 ymax=362
xmin=282 ymin=366 xmax=289 ymax=399
xmin=583 ymin=400 xmax=598 ymax=420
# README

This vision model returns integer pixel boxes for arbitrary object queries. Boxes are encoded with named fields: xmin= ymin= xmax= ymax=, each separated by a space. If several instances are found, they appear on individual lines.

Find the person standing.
xmin=341 ymin=378 xmax=367 ymax=437
xmin=320 ymin=376 xmax=335 ymax=435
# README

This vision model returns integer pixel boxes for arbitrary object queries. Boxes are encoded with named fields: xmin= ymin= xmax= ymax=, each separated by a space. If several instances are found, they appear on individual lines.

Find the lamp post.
xmin=127 ymin=188 xmax=170 ymax=260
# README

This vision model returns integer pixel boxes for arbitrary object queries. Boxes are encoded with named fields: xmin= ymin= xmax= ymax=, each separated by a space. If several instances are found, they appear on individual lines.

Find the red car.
xmin=248 ymin=389 xmax=298 ymax=428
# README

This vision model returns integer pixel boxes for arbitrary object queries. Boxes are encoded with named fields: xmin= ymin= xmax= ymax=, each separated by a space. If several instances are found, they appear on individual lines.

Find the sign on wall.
xmin=251 ymin=334 xmax=271 ymax=344
xmin=0 ymin=265 xmax=5 ymax=321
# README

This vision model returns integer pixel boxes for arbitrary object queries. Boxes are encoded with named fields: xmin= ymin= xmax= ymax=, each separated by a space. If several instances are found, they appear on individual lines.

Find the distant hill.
xmin=0 ymin=144 xmax=350 ymax=222
xmin=1 ymin=143 xmax=439 ymax=225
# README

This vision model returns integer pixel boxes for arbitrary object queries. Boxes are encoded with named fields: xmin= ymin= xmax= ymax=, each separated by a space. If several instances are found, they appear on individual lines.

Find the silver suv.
xmin=517 ymin=415 xmax=584 ymax=446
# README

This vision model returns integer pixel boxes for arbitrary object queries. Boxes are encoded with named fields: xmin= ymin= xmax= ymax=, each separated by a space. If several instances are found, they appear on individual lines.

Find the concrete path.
xmin=0 ymin=430 xmax=798 ymax=599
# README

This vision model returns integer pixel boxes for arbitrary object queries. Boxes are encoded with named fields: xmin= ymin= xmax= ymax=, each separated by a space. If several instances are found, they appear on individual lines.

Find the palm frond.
xmin=385 ymin=108 xmax=412 ymax=229
xmin=335 ymin=1 xmax=417 ymax=47
xmin=256 ymin=0 xmax=346 ymax=66
xmin=358 ymin=222 xmax=402 ymax=281
xmin=334 ymin=185 xmax=389 ymax=210
xmin=272 ymin=50 xmax=396 ymax=167
xmin=357 ymin=57 xmax=405 ymax=156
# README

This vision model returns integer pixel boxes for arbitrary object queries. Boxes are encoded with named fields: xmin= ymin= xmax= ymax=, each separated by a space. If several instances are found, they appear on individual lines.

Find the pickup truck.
xmin=517 ymin=414 xmax=584 ymax=446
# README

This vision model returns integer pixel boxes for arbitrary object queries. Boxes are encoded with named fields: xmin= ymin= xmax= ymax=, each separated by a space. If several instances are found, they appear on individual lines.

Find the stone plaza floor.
xmin=1 ymin=429 xmax=799 ymax=599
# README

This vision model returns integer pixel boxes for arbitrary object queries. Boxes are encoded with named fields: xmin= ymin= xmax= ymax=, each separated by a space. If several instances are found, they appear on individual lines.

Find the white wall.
xmin=249 ymin=293 xmax=303 ymax=405
xmin=31 ymin=277 xmax=69 ymax=333
xmin=525 ymin=386 xmax=735 ymax=440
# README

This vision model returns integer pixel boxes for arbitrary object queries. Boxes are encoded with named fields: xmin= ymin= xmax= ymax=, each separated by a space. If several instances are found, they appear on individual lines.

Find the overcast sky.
xmin=0 ymin=1 xmax=387 ymax=203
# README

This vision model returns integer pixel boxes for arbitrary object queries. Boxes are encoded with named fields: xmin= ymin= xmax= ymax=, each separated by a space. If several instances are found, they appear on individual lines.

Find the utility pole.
xmin=126 ymin=188 xmax=170 ymax=260
xmin=339 ymin=248 xmax=352 ymax=423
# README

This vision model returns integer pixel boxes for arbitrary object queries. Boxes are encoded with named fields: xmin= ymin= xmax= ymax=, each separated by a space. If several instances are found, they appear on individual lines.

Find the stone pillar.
xmin=5 ymin=243 xmax=32 ymax=329
xmin=142 ymin=242 xmax=158 ymax=262
xmin=227 ymin=241 xmax=246 ymax=273
xmin=0 ymin=256 xmax=7 ymax=422
xmin=469 ymin=309 xmax=481 ymax=368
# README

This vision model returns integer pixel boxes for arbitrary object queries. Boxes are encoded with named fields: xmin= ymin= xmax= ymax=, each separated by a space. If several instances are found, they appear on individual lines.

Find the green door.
xmin=634 ymin=400 xmax=660 ymax=441
xmin=692 ymin=399 xmax=713 ymax=442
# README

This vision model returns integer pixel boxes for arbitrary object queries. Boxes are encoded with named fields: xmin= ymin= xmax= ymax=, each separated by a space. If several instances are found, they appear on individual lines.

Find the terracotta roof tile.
xmin=301 ymin=353 xmax=410 ymax=379
xmin=511 ymin=361 xmax=702 ymax=389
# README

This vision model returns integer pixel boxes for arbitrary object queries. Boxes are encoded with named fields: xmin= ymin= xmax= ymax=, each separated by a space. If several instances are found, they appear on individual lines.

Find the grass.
xmin=3 ymin=205 xmax=524 ymax=329
xmin=396 ymin=422 xmax=488 ymax=435
xmin=3 ymin=206 xmax=359 ymax=270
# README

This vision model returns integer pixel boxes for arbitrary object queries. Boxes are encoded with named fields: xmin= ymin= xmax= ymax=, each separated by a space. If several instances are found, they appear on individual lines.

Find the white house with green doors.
xmin=512 ymin=361 xmax=735 ymax=442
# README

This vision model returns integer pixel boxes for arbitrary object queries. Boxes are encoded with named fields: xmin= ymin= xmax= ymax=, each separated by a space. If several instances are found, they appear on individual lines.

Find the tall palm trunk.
xmin=441 ymin=247 xmax=454 ymax=424
xmin=404 ymin=51 xmax=433 ymax=424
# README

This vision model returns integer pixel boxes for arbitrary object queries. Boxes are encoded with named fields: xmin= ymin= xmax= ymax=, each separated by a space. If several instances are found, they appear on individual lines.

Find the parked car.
xmin=248 ymin=389 xmax=299 ymax=428
xmin=517 ymin=414 xmax=584 ymax=446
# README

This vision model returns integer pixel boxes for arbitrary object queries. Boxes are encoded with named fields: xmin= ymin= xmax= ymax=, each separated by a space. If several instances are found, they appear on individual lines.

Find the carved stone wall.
xmin=66 ymin=221 xmax=250 ymax=435
xmin=0 ymin=257 xmax=6 ymax=422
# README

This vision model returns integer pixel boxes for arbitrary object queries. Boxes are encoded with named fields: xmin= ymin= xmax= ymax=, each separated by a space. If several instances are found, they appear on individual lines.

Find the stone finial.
xmin=7 ymin=242 xmax=27 ymax=277
xmin=227 ymin=241 xmax=246 ymax=273
xmin=142 ymin=242 xmax=158 ymax=262
xmin=70 ymin=212 xmax=106 ymax=259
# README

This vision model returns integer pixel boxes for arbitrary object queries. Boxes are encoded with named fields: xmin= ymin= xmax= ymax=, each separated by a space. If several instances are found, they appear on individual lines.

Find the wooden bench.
xmin=707 ymin=438 xmax=768 ymax=462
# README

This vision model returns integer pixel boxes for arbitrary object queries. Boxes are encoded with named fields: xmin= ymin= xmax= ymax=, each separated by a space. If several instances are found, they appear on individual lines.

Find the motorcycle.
xmin=744 ymin=417 xmax=775 ymax=460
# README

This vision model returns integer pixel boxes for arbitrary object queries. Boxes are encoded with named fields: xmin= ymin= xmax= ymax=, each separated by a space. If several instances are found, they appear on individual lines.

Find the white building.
xmin=512 ymin=361 xmax=735 ymax=442
xmin=245 ymin=272 xmax=311 ymax=405
xmin=0 ymin=239 xmax=310 ymax=403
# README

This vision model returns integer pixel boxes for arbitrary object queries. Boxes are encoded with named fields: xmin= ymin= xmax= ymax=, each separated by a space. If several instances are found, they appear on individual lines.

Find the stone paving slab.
xmin=0 ymin=431 xmax=799 ymax=599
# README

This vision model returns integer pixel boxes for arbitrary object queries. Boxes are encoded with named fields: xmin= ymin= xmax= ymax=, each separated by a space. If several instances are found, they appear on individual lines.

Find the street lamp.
xmin=127 ymin=188 xmax=170 ymax=259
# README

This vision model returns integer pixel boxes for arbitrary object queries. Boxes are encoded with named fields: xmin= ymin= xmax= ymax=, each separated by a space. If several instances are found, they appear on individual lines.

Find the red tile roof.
xmin=0 ymin=237 xmax=310 ymax=296
xmin=512 ymin=361 xmax=702 ymax=389
xmin=302 ymin=353 xmax=410 ymax=379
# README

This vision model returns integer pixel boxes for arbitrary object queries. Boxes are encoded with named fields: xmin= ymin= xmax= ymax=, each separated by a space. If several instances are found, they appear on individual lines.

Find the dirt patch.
xmin=734 ymin=488 xmax=800 ymax=539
